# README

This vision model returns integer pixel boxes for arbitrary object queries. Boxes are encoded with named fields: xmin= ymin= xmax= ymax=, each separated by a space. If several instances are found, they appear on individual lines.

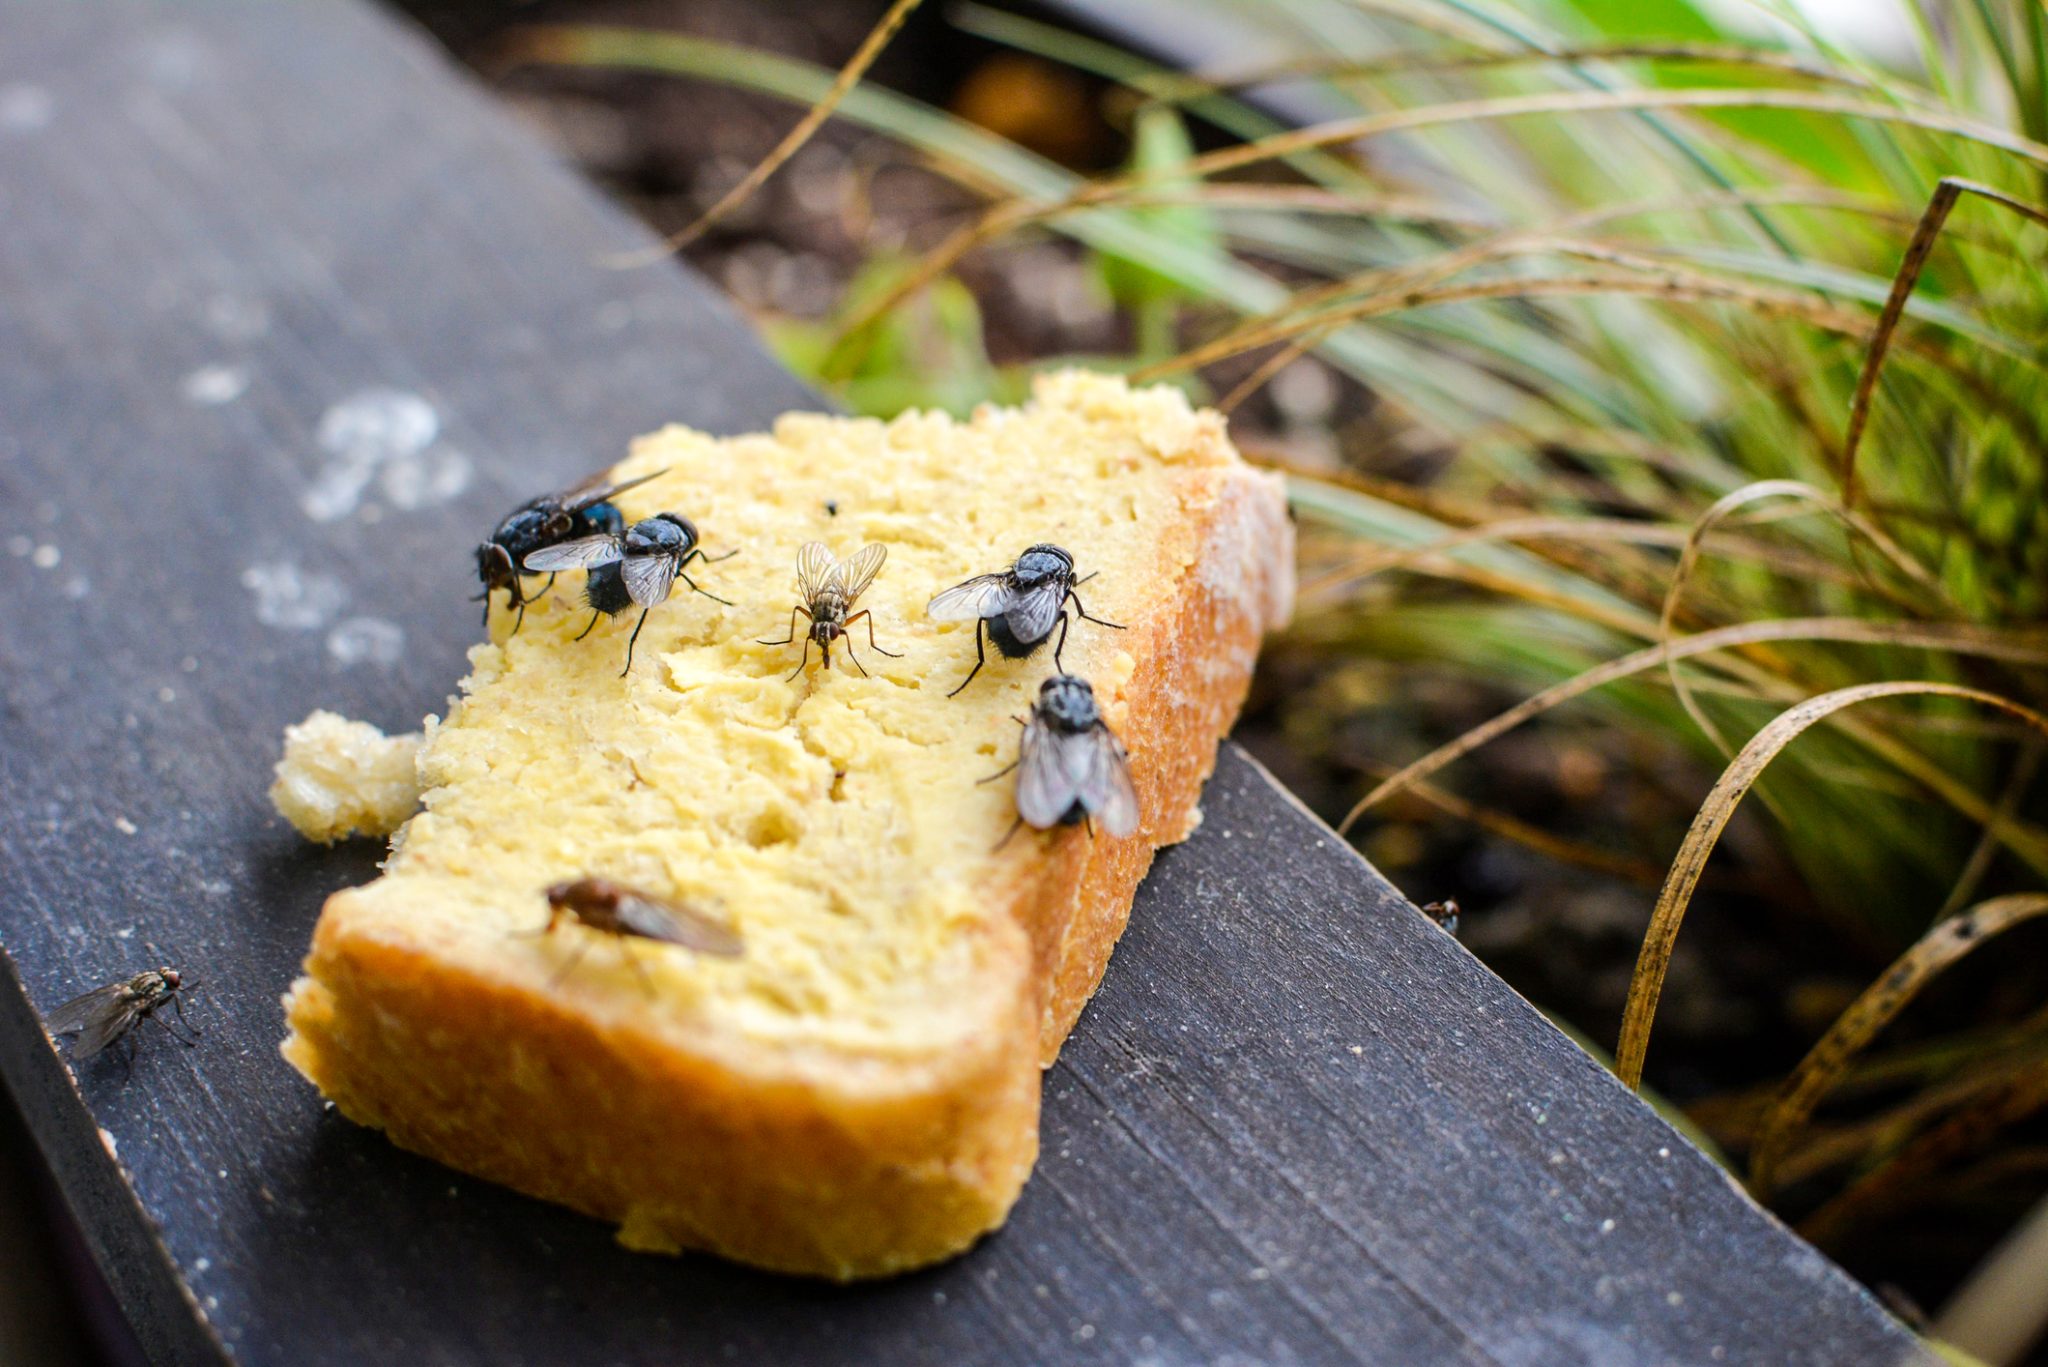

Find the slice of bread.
xmin=280 ymin=372 xmax=1293 ymax=1279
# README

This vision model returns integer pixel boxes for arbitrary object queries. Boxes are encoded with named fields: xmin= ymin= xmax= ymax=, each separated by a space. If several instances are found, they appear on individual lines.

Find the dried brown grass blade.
xmin=1177 ymin=42 xmax=1888 ymax=98
xmin=1656 ymin=480 xmax=1949 ymax=758
xmin=1392 ymin=773 xmax=1677 ymax=887
xmin=1614 ymin=684 xmax=2048 ymax=1091
xmin=1800 ymin=1061 xmax=2048 ymax=1248
xmin=1173 ymin=88 xmax=2048 ymax=187
xmin=1841 ymin=177 xmax=2048 ymax=508
xmin=1304 ymin=506 xmax=1887 ymax=607
xmin=1218 ymin=327 xmax=1338 ymax=417
xmin=1302 ymin=515 xmax=1693 ymax=602
xmin=606 ymin=0 xmax=924 ymax=265
xmin=1749 ymin=893 xmax=2048 ymax=1196
xmin=1938 ymin=742 xmax=2044 ymax=920
xmin=1337 ymin=620 xmax=2048 ymax=837
xmin=1136 ymin=268 xmax=1883 ymax=383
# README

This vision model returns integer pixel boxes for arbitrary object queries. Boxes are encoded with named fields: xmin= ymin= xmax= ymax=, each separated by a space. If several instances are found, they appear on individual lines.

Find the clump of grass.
xmin=501 ymin=0 xmax=2048 ymax=1298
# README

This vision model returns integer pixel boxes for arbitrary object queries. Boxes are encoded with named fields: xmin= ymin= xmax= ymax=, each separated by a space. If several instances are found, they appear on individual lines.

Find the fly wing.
xmin=522 ymin=533 xmax=625 ymax=573
xmin=44 ymin=984 xmax=124 ymax=1038
xmin=612 ymin=892 xmax=745 ymax=958
xmin=621 ymin=551 xmax=679 ymax=608
xmin=926 ymin=573 xmax=1014 ymax=623
xmin=795 ymin=541 xmax=836 ymax=603
xmin=1014 ymin=719 xmax=1083 ymax=830
xmin=71 ymin=999 xmax=146 ymax=1060
xmin=561 ymin=468 xmax=662 ymax=513
xmin=1077 ymin=725 xmax=1141 ymax=837
xmin=833 ymin=542 xmax=889 ymax=605
xmin=49 ymin=986 xmax=143 ymax=1061
xmin=1002 ymin=580 xmax=1067 ymax=646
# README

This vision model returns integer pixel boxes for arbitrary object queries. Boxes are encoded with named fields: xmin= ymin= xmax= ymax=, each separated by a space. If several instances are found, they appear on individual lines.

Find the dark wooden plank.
xmin=0 ymin=1 xmax=1929 ymax=1363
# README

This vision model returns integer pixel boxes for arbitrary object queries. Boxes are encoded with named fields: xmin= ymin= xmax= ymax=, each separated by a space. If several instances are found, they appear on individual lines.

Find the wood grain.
xmin=0 ymin=0 xmax=1930 ymax=1362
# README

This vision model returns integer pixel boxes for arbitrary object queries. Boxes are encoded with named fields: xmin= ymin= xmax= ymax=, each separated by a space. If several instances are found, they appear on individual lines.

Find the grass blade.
xmin=1615 ymin=684 xmax=2048 ymax=1090
xmin=593 ymin=0 xmax=923 ymax=262
xmin=1840 ymin=177 xmax=2048 ymax=509
xmin=1749 ymin=892 xmax=2048 ymax=1196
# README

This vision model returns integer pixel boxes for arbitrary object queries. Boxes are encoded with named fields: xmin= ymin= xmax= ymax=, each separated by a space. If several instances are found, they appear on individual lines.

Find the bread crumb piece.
xmin=271 ymin=710 xmax=423 ymax=843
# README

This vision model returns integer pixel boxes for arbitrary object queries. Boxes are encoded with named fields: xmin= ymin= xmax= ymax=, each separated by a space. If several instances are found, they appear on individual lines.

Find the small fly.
xmin=1422 ymin=900 xmax=1462 ymax=937
xmin=522 ymin=513 xmax=734 ymax=675
xmin=45 ymin=967 xmax=197 ymax=1073
xmin=532 ymin=877 xmax=743 ymax=989
xmin=475 ymin=470 xmax=663 ymax=632
xmin=926 ymin=544 xmax=1124 ymax=696
xmin=984 ymin=674 xmax=1140 ymax=844
xmin=759 ymin=541 xmax=899 ymax=679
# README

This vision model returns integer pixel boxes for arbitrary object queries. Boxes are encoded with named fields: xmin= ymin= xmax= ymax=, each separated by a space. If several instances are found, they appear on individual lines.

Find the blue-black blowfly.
xmin=926 ymin=544 xmax=1123 ymax=696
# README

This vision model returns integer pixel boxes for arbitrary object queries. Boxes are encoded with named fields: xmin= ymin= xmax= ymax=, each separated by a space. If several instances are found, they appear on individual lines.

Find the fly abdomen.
xmin=586 ymin=563 xmax=634 ymax=616
xmin=988 ymin=614 xmax=1038 ymax=659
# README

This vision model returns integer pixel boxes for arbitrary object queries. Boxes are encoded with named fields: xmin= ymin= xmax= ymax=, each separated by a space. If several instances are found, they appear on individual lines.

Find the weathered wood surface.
xmin=0 ymin=1 xmax=1930 ymax=1363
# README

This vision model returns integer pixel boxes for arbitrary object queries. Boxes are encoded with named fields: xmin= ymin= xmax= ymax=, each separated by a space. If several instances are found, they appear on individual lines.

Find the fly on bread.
xmin=279 ymin=371 xmax=1294 ymax=1279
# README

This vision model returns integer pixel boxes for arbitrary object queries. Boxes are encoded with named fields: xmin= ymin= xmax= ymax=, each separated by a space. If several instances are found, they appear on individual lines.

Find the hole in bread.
xmin=744 ymin=806 xmax=799 ymax=848
xmin=829 ymin=770 xmax=847 ymax=803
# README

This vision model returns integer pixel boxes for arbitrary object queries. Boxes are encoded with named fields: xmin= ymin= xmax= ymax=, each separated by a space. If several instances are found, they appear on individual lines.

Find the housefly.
xmin=533 ymin=877 xmax=743 ymax=989
xmin=522 ymin=512 xmax=733 ymax=675
xmin=926 ymin=544 xmax=1124 ymax=696
xmin=46 ymin=967 xmax=197 ymax=1071
xmin=759 ymin=541 xmax=899 ymax=679
xmin=984 ymin=674 xmax=1140 ymax=843
xmin=1422 ymin=900 xmax=1462 ymax=937
xmin=475 ymin=470 xmax=662 ymax=632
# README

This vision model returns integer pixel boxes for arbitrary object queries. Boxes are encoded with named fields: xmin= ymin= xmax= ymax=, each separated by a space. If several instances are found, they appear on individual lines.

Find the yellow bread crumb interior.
xmin=271 ymin=710 xmax=423 ymax=844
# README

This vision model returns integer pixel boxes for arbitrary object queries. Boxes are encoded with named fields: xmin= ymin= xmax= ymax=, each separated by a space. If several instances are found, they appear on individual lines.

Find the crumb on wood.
xmin=270 ymin=709 xmax=424 ymax=843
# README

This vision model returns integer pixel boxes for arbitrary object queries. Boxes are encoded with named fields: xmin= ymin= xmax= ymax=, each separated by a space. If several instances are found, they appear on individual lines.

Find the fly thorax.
xmin=1037 ymin=676 xmax=1100 ymax=731
xmin=1013 ymin=546 xmax=1072 ymax=587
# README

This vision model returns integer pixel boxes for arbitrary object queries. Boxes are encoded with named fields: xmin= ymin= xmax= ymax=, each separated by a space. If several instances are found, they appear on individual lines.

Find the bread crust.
xmin=282 ymin=404 xmax=1292 ymax=1280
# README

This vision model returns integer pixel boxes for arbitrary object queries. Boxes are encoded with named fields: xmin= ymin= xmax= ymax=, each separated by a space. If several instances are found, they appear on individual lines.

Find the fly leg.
xmin=549 ymin=935 xmax=595 ymax=989
xmin=758 ymin=605 xmax=807 ymax=646
xmin=147 ymin=1010 xmax=198 ymax=1049
xmin=681 ymin=572 xmax=733 ymax=606
xmin=855 ymin=608 xmax=901 ymax=658
xmin=620 ymin=608 xmax=650 ymax=676
xmin=1068 ymin=587 xmax=1124 ymax=630
xmin=620 ymin=940 xmax=656 ymax=998
xmin=679 ymin=549 xmax=734 ymax=605
xmin=977 ymin=718 xmax=1030 ymax=783
xmin=168 ymin=992 xmax=201 ymax=1044
xmin=947 ymin=617 xmax=990 ymax=698
xmin=516 ymin=572 xmax=559 ymax=629
xmin=765 ymin=606 xmax=819 ymax=679
xmin=574 ymin=610 xmax=605 ymax=642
